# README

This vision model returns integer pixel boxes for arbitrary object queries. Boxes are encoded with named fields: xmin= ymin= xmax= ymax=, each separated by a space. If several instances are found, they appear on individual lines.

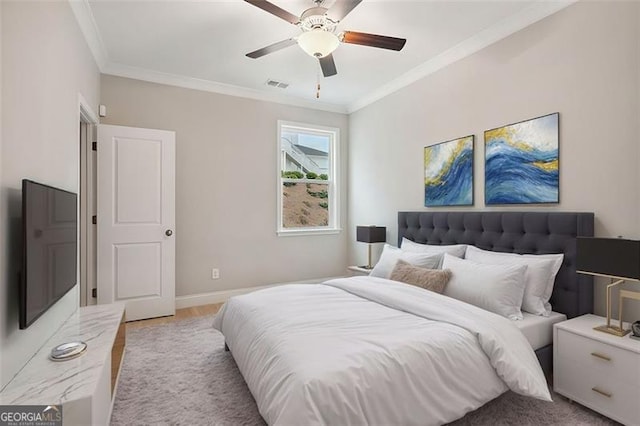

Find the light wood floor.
xmin=126 ymin=303 xmax=223 ymax=330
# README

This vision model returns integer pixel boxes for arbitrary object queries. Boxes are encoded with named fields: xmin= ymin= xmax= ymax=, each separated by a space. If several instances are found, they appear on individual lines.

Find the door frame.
xmin=78 ymin=94 xmax=99 ymax=307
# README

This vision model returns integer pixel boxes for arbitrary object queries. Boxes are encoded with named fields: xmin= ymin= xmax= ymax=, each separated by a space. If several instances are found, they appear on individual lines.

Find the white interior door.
xmin=97 ymin=124 xmax=175 ymax=321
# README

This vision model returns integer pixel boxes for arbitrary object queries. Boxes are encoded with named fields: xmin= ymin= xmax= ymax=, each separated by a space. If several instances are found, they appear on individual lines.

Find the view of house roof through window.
xmin=281 ymin=131 xmax=329 ymax=176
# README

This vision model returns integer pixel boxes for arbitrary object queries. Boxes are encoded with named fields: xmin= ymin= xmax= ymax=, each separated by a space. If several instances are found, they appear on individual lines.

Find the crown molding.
xmin=68 ymin=0 xmax=108 ymax=70
xmin=68 ymin=0 xmax=346 ymax=113
xmin=70 ymin=0 xmax=575 ymax=116
xmin=346 ymin=0 xmax=577 ymax=114
xmin=102 ymin=62 xmax=349 ymax=114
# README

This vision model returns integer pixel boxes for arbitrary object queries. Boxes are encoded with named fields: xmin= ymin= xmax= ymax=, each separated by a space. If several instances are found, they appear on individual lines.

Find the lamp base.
xmin=593 ymin=325 xmax=631 ymax=337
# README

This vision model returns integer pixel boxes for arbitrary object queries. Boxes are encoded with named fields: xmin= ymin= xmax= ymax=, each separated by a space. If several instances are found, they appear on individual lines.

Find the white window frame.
xmin=277 ymin=120 xmax=340 ymax=236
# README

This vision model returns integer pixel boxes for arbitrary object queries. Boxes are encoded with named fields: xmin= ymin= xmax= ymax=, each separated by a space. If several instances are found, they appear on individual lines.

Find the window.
xmin=277 ymin=121 xmax=340 ymax=235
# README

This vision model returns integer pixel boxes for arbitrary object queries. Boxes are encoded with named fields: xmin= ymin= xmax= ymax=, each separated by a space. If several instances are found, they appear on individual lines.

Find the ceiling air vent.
xmin=265 ymin=79 xmax=289 ymax=89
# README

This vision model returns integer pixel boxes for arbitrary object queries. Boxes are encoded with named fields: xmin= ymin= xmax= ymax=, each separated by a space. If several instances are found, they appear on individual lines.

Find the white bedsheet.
xmin=516 ymin=311 xmax=567 ymax=350
xmin=213 ymin=276 xmax=551 ymax=426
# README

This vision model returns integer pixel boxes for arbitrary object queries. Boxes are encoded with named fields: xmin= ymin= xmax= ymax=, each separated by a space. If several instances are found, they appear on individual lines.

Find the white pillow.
xmin=465 ymin=246 xmax=563 ymax=316
xmin=400 ymin=238 xmax=467 ymax=267
xmin=370 ymin=244 xmax=442 ymax=279
xmin=442 ymin=254 xmax=527 ymax=320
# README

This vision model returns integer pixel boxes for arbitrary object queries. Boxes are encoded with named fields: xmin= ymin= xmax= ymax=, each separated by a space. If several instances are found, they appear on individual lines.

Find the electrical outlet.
xmin=211 ymin=268 xmax=220 ymax=280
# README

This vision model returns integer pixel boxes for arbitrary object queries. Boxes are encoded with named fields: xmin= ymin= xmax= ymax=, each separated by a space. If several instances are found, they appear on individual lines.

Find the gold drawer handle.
xmin=590 ymin=352 xmax=611 ymax=362
xmin=592 ymin=387 xmax=612 ymax=398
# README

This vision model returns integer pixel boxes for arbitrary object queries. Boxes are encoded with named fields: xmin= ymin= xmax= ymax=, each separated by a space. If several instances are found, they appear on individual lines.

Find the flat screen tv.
xmin=19 ymin=179 xmax=78 ymax=329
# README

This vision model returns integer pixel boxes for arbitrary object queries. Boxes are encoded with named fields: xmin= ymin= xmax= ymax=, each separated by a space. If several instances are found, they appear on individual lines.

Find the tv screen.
xmin=20 ymin=179 xmax=77 ymax=329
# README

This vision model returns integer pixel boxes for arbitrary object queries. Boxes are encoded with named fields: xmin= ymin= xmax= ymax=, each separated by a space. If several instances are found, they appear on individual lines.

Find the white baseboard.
xmin=175 ymin=276 xmax=342 ymax=309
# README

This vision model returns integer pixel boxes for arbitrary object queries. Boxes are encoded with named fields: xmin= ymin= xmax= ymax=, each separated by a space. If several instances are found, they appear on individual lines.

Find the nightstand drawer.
xmin=556 ymin=356 xmax=640 ymax=425
xmin=556 ymin=329 xmax=640 ymax=387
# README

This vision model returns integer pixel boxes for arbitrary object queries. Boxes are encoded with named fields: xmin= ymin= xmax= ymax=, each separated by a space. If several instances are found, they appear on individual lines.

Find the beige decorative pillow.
xmin=389 ymin=260 xmax=452 ymax=294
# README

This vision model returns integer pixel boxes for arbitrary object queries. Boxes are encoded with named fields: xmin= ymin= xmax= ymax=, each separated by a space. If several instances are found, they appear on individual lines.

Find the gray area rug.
xmin=111 ymin=315 xmax=618 ymax=426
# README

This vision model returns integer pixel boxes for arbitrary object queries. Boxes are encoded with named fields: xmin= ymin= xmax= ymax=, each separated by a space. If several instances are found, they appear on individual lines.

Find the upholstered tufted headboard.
xmin=398 ymin=211 xmax=594 ymax=319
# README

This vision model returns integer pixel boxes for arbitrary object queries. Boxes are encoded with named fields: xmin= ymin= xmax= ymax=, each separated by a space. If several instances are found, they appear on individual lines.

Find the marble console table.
xmin=0 ymin=303 xmax=126 ymax=425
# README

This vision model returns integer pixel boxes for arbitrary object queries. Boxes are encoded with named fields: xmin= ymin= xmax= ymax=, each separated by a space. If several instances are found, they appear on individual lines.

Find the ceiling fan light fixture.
xmin=297 ymin=29 xmax=340 ymax=58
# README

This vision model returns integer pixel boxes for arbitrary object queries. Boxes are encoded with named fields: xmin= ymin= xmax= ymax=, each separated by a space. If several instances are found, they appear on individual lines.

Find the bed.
xmin=213 ymin=211 xmax=594 ymax=425
xmin=397 ymin=211 xmax=594 ymax=374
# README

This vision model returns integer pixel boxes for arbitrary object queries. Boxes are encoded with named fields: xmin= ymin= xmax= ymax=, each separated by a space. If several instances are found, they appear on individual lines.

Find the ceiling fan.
xmin=244 ymin=0 xmax=407 ymax=77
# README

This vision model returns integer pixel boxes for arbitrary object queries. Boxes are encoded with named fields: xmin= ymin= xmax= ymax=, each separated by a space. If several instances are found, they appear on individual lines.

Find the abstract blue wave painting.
xmin=485 ymin=113 xmax=559 ymax=205
xmin=424 ymin=136 xmax=474 ymax=207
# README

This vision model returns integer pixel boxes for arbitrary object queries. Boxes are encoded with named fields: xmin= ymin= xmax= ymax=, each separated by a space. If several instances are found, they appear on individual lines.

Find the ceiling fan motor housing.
xmin=299 ymin=7 xmax=337 ymax=33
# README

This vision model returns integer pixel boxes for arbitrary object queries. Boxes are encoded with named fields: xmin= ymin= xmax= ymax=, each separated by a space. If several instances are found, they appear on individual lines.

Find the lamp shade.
xmin=576 ymin=237 xmax=640 ymax=280
xmin=297 ymin=29 xmax=340 ymax=58
xmin=356 ymin=226 xmax=386 ymax=244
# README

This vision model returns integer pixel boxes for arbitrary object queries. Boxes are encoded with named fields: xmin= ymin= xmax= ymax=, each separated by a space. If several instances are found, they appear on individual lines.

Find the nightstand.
xmin=553 ymin=314 xmax=640 ymax=425
xmin=347 ymin=266 xmax=371 ymax=276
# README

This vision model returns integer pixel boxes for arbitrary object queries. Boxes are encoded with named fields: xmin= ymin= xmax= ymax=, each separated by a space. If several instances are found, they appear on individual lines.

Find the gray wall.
xmin=348 ymin=1 xmax=640 ymax=320
xmin=0 ymin=1 xmax=100 ymax=389
xmin=100 ymin=75 xmax=349 ymax=297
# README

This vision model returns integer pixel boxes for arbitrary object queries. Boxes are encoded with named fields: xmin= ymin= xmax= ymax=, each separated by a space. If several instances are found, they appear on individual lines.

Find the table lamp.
xmin=576 ymin=237 xmax=640 ymax=337
xmin=356 ymin=226 xmax=386 ymax=269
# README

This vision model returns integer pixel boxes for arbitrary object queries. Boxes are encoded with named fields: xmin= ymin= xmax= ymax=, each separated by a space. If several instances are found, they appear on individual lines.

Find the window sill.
xmin=277 ymin=228 xmax=342 ymax=237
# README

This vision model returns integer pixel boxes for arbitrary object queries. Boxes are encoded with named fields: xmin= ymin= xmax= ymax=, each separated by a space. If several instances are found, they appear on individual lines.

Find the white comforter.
xmin=212 ymin=276 xmax=551 ymax=426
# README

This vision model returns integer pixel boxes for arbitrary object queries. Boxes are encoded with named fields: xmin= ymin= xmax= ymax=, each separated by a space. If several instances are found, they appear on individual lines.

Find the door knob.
xmin=165 ymin=229 xmax=173 ymax=237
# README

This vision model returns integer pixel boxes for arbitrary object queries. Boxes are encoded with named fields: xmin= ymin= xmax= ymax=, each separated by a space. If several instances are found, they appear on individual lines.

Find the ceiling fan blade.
xmin=319 ymin=54 xmax=337 ymax=77
xmin=246 ymin=38 xmax=297 ymax=59
xmin=326 ymin=0 xmax=363 ymax=22
xmin=245 ymin=0 xmax=299 ymax=24
xmin=341 ymin=31 xmax=407 ymax=51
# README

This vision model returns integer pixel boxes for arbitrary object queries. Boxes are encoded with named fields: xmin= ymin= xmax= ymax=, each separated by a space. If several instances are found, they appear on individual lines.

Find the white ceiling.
xmin=73 ymin=0 xmax=573 ymax=113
